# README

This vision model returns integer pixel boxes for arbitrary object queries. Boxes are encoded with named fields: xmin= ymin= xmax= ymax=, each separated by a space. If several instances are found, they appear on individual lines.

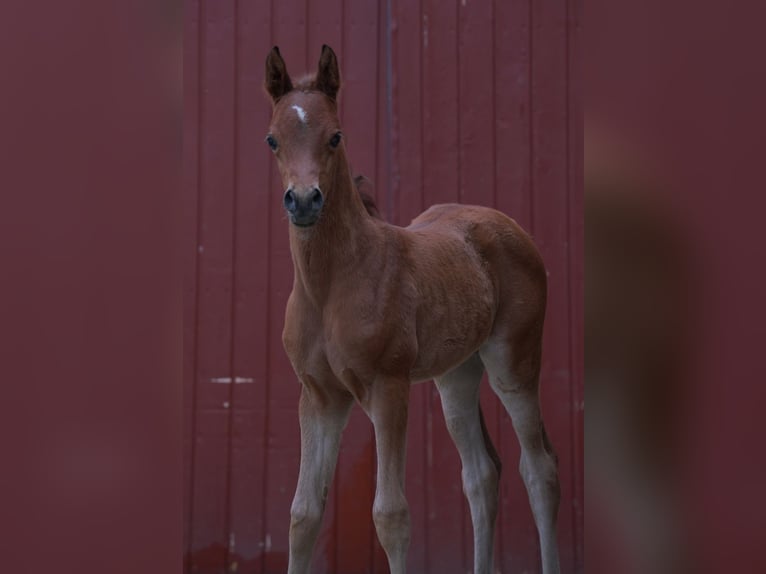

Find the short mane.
xmin=353 ymin=175 xmax=382 ymax=220
xmin=293 ymin=74 xmax=320 ymax=93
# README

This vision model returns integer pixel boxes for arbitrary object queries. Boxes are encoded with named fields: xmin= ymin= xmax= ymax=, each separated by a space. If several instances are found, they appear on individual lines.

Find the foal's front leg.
xmin=364 ymin=377 xmax=411 ymax=574
xmin=288 ymin=384 xmax=353 ymax=574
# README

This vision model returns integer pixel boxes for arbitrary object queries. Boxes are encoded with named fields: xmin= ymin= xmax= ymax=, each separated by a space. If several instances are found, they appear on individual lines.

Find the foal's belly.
xmin=408 ymin=309 xmax=494 ymax=382
xmin=322 ymin=268 xmax=495 ymax=386
xmin=407 ymin=261 xmax=496 ymax=382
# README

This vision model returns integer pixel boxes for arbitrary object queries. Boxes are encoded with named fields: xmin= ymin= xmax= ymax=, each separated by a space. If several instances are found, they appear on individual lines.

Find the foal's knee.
xmin=373 ymin=496 xmax=411 ymax=551
xmin=289 ymin=500 xmax=323 ymax=543
xmin=462 ymin=461 xmax=500 ymax=502
xmin=520 ymin=446 xmax=558 ymax=486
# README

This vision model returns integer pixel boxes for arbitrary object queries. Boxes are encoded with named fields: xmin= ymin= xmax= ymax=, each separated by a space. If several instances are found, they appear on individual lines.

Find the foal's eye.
xmin=329 ymin=132 xmax=342 ymax=149
xmin=266 ymin=134 xmax=278 ymax=151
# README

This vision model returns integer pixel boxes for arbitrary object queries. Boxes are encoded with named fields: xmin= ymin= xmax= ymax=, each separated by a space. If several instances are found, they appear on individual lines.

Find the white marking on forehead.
xmin=291 ymin=105 xmax=308 ymax=123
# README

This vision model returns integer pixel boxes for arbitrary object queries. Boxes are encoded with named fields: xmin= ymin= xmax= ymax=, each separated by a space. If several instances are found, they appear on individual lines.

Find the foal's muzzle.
xmin=283 ymin=187 xmax=324 ymax=227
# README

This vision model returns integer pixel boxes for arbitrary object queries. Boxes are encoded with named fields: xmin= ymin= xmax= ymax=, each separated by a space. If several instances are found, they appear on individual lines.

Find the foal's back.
xmin=405 ymin=202 xmax=547 ymax=311
xmin=408 ymin=203 xmax=545 ymax=280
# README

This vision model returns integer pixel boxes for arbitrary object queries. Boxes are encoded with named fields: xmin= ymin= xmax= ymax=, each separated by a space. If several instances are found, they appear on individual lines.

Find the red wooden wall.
xmin=184 ymin=1 xmax=582 ymax=573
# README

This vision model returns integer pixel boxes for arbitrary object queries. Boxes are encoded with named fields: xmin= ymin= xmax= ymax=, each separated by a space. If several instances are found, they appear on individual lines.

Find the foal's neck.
xmin=288 ymin=151 xmax=377 ymax=306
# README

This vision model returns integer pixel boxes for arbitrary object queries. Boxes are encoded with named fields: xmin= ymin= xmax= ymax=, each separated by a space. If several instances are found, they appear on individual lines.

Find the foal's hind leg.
xmin=480 ymin=332 xmax=561 ymax=574
xmin=435 ymin=353 xmax=501 ymax=574
xmin=288 ymin=384 xmax=353 ymax=574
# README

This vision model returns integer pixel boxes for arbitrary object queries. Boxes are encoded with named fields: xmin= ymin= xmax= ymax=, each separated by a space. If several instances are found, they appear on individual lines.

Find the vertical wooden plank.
xmin=334 ymin=2 xmax=380 ymax=573
xmin=458 ymin=0 xmax=495 ymax=207
xmin=531 ymin=1 xmax=576 ymax=573
xmin=376 ymin=0 xmax=392 ymax=220
xmin=262 ymin=2 xmax=307 ymax=572
xmin=183 ymin=1 xmax=201 ymax=571
xmin=391 ymin=0 xmax=424 ymax=328
xmin=307 ymin=0 xmax=342 ymax=70
xmin=493 ymin=1 xmax=538 ymax=572
xmin=226 ymin=2 xmax=273 ymax=573
xmin=342 ymin=0 xmax=379 ymax=182
xmin=422 ymin=0 xmax=459 ymax=208
xmin=188 ymin=1 xmax=238 ymax=573
xmin=494 ymin=0 xmax=532 ymax=229
xmin=567 ymin=0 xmax=585 ymax=571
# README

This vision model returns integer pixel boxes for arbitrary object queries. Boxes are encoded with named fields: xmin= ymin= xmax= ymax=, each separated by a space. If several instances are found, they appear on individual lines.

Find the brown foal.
xmin=264 ymin=45 xmax=561 ymax=574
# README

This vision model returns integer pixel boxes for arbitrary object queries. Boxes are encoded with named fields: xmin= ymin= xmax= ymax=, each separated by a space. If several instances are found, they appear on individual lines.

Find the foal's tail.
xmin=479 ymin=406 xmax=503 ymax=477
xmin=353 ymin=175 xmax=383 ymax=220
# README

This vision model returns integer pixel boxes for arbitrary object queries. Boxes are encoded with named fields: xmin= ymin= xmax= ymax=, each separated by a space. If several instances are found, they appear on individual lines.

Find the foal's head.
xmin=264 ymin=45 xmax=344 ymax=228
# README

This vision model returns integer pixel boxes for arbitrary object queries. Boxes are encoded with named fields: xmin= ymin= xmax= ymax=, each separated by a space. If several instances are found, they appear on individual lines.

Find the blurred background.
xmin=586 ymin=2 xmax=766 ymax=573
xmin=183 ymin=0 xmax=582 ymax=573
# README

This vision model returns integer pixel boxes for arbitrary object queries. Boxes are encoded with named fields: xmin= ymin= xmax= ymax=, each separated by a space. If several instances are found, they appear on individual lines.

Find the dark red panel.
xmin=567 ymin=0 xmax=585 ymax=570
xmin=375 ymin=0 xmax=392 ymax=219
xmin=342 ymin=0 xmax=379 ymax=183
xmin=422 ymin=0 xmax=459 ymax=209
xmin=183 ymin=1 xmax=201 ymax=571
xmin=188 ymin=1 xmax=237 ymax=573
xmin=494 ymin=0 xmax=533 ymax=229
xmin=458 ymin=0 xmax=495 ymax=208
xmin=226 ymin=1 xmax=273 ymax=573
xmin=531 ymin=1 xmax=577 ymax=573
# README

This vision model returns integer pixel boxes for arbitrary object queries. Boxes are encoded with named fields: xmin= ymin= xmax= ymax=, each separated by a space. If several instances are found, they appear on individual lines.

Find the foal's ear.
xmin=315 ymin=44 xmax=341 ymax=100
xmin=265 ymin=46 xmax=293 ymax=101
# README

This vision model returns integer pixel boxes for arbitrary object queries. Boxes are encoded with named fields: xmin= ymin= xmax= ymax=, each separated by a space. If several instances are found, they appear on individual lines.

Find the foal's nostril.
xmin=310 ymin=187 xmax=323 ymax=210
xmin=283 ymin=189 xmax=297 ymax=213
